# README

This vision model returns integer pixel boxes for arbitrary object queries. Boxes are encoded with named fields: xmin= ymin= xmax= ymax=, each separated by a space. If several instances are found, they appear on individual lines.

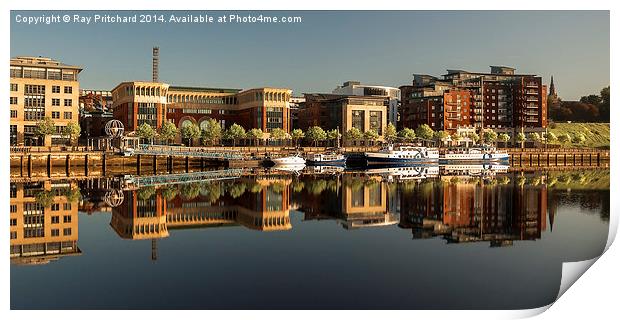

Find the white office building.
xmin=332 ymin=81 xmax=400 ymax=126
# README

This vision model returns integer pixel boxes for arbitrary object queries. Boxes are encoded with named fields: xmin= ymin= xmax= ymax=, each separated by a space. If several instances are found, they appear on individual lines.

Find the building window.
xmin=51 ymin=229 xmax=60 ymax=237
xmin=64 ymin=86 xmax=73 ymax=94
xmin=10 ymin=110 xmax=17 ymax=118
xmin=63 ymin=228 xmax=72 ymax=236
xmin=10 ymin=97 xmax=17 ymax=105
xmin=51 ymin=203 xmax=60 ymax=211
xmin=64 ymin=99 xmax=72 ymax=107
xmin=63 ymin=203 xmax=72 ymax=210
xmin=10 ymin=83 xmax=18 ymax=91
xmin=52 ymin=85 xmax=61 ymax=93
xmin=10 ymin=218 xmax=17 ymax=226
xmin=352 ymin=110 xmax=364 ymax=132
xmin=51 ymin=216 xmax=60 ymax=224
xmin=52 ymin=98 xmax=60 ymax=106
xmin=63 ymin=112 xmax=72 ymax=119
xmin=10 ymin=204 xmax=17 ymax=213
xmin=63 ymin=215 xmax=72 ymax=223
xmin=25 ymin=84 xmax=45 ymax=94
xmin=52 ymin=111 xmax=60 ymax=119
xmin=369 ymin=111 xmax=382 ymax=135
xmin=10 ymin=231 xmax=17 ymax=240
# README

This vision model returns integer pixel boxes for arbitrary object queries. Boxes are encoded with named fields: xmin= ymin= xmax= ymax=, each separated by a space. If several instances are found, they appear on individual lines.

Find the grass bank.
xmin=549 ymin=122 xmax=610 ymax=148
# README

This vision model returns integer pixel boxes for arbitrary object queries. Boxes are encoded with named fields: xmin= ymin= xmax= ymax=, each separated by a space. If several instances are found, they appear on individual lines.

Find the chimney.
xmin=152 ymin=46 xmax=159 ymax=82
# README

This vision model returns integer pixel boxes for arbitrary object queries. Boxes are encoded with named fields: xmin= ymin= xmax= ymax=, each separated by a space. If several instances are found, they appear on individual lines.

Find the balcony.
xmin=525 ymin=117 xmax=539 ymax=123
xmin=525 ymin=97 xmax=539 ymax=102
xmin=523 ymin=111 xmax=538 ymax=116
xmin=525 ymin=90 xmax=538 ymax=95
xmin=525 ymin=103 xmax=538 ymax=108
xmin=525 ymin=82 xmax=538 ymax=88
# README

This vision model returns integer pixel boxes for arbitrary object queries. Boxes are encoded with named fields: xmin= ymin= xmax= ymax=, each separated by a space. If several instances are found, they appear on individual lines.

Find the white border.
xmin=1 ymin=1 xmax=615 ymax=319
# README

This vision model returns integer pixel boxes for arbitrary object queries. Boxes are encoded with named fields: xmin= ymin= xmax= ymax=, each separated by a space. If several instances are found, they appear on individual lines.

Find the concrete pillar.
xmin=185 ymin=156 xmax=189 ymax=173
xmin=137 ymin=154 xmax=142 ymax=176
xmin=20 ymin=156 xmax=23 ymax=177
xmin=65 ymin=155 xmax=71 ymax=177
xmin=102 ymin=153 xmax=107 ymax=176
xmin=153 ymin=155 xmax=158 ymax=174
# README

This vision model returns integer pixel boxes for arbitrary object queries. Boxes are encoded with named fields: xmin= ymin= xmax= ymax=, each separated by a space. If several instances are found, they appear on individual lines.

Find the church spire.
xmin=550 ymin=76 xmax=557 ymax=98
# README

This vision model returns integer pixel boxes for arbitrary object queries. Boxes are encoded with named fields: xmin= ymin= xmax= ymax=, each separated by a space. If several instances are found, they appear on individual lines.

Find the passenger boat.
xmin=364 ymin=144 xmax=439 ymax=165
xmin=440 ymin=145 xmax=509 ymax=162
xmin=366 ymin=165 xmax=440 ymax=182
xmin=271 ymin=154 xmax=306 ymax=166
xmin=305 ymin=152 xmax=346 ymax=165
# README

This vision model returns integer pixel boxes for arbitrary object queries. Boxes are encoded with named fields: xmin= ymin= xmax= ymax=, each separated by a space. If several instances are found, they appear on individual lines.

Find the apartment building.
xmin=332 ymin=81 xmax=400 ymax=126
xmin=10 ymin=57 xmax=82 ymax=146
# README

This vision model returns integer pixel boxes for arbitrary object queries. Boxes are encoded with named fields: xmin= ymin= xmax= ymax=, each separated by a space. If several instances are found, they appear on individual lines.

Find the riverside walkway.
xmin=133 ymin=145 xmax=244 ymax=160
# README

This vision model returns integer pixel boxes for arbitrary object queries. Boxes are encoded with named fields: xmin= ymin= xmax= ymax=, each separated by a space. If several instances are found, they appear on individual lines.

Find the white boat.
xmin=441 ymin=163 xmax=510 ymax=178
xmin=272 ymin=163 xmax=306 ymax=173
xmin=365 ymin=144 xmax=439 ymax=165
xmin=305 ymin=152 xmax=346 ymax=165
xmin=366 ymin=166 xmax=440 ymax=182
xmin=440 ymin=145 xmax=509 ymax=162
xmin=271 ymin=155 xmax=306 ymax=166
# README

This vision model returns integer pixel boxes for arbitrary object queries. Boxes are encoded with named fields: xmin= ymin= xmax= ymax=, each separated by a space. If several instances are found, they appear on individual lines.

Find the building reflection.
xmin=296 ymin=173 xmax=399 ymax=229
xmin=398 ymin=172 xmax=553 ymax=247
xmin=10 ymin=182 xmax=81 ymax=265
xmin=109 ymin=176 xmax=293 ymax=243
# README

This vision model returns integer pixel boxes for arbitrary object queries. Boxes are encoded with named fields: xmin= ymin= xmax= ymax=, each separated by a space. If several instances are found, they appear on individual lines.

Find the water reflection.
xmin=9 ymin=167 xmax=610 ymax=264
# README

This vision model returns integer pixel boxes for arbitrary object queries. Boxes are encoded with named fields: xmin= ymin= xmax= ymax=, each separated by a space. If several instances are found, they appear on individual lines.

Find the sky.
xmin=10 ymin=10 xmax=610 ymax=100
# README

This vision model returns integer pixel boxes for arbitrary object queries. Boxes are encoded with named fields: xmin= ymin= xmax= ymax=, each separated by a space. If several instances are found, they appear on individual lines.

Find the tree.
xmin=326 ymin=129 xmax=340 ymax=147
xmin=527 ymin=132 xmax=541 ymax=143
xmin=498 ymin=133 xmax=510 ymax=146
xmin=305 ymin=126 xmax=327 ymax=147
xmin=558 ymin=133 xmax=571 ymax=146
xmin=269 ymin=128 xmax=287 ymax=140
xmin=180 ymin=122 xmax=200 ymax=147
xmin=482 ymin=130 xmax=498 ymax=145
xmin=467 ymin=132 xmax=480 ymax=146
xmin=291 ymin=128 xmax=304 ymax=147
xmin=35 ymin=117 xmax=55 ymax=146
xmin=415 ymin=124 xmax=434 ymax=141
xmin=573 ymin=132 xmax=586 ymax=145
xmin=600 ymin=86 xmax=610 ymax=121
xmin=62 ymin=122 xmax=81 ymax=145
xmin=199 ymin=118 xmax=222 ymax=146
xmin=136 ymin=123 xmax=156 ymax=144
xmin=246 ymin=128 xmax=264 ymax=146
xmin=515 ymin=132 xmax=526 ymax=149
xmin=451 ymin=133 xmax=462 ymax=146
xmin=397 ymin=128 xmax=416 ymax=142
xmin=345 ymin=127 xmax=363 ymax=141
xmin=159 ymin=121 xmax=178 ymax=144
xmin=545 ymin=132 xmax=558 ymax=144
xmin=225 ymin=123 xmax=246 ymax=147
xmin=433 ymin=130 xmax=449 ymax=146
xmin=363 ymin=129 xmax=380 ymax=145
xmin=384 ymin=123 xmax=397 ymax=143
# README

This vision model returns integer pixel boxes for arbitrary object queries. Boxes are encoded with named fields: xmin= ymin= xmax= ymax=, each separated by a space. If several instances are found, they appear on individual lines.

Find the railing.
xmin=134 ymin=145 xmax=244 ymax=159
xmin=131 ymin=169 xmax=243 ymax=187
xmin=10 ymin=146 xmax=97 ymax=154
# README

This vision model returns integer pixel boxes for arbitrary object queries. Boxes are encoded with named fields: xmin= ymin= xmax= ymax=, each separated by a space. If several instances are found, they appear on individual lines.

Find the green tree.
xmin=225 ymin=123 xmax=246 ymax=147
xmin=467 ymin=132 xmax=480 ymax=145
xmin=345 ymin=127 xmax=363 ymax=141
xmin=269 ymin=128 xmax=287 ymax=141
xmin=415 ymin=124 xmax=434 ymax=141
xmin=451 ymin=133 xmax=462 ymax=146
xmin=363 ymin=129 xmax=380 ymax=145
xmin=573 ymin=132 xmax=586 ymax=145
xmin=291 ymin=128 xmax=305 ymax=147
xmin=180 ymin=122 xmax=201 ymax=147
xmin=62 ymin=121 xmax=81 ymax=145
xmin=199 ymin=118 xmax=222 ymax=146
xmin=136 ymin=123 xmax=156 ymax=144
xmin=397 ymin=128 xmax=416 ymax=142
xmin=498 ymin=133 xmax=510 ymax=145
xmin=433 ymin=130 xmax=449 ymax=146
xmin=384 ymin=123 xmax=397 ymax=143
xmin=305 ymin=126 xmax=327 ymax=147
xmin=35 ymin=116 xmax=55 ymax=146
xmin=515 ymin=132 xmax=526 ymax=148
xmin=63 ymin=187 xmax=82 ymax=203
xmin=326 ymin=129 xmax=340 ymax=147
xmin=246 ymin=128 xmax=264 ymax=146
xmin=158 ymin=121 xmax=178 ymax=144
xmin=528 ymin=132 xmax=541 ymax=143
xmin=482 ymin=130 xmax=498 ymax=145
xmin=545 ymin=132 xmax=558 ymax=144
xmin=35 ymin=190 xmax=55 ymax=207
xmin=600 ymin=86 xmax=610 ymax=121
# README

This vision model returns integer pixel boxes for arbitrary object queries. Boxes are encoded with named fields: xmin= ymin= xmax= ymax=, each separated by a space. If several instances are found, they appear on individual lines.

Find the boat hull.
xmin=306 ymin=159 xmax=347 ymax=166
xmin=365 ymin=155 xmax=439 ymax=165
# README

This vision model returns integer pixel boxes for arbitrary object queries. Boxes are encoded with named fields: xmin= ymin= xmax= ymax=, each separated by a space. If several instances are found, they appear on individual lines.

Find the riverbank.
xmin=549 ymin=122 xmax=610 ymax=148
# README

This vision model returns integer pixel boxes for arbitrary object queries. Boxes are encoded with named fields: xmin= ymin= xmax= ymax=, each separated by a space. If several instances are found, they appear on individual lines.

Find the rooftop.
xmin=10 ymin=56 xmax=82 ymax=71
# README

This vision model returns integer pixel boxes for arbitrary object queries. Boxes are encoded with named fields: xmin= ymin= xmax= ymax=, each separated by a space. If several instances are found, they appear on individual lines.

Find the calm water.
xmin=10 ymin=166 xmax=609 ymax=309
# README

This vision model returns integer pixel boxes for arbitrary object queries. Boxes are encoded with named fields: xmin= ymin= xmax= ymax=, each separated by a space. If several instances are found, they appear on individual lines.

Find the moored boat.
xmin=364 ymin=144 xmax=439 ymax=165
xmin=440 ymin=145 xmax=509 ymax=162
xmin=305 ymin=152 xmax=346 ymax=165
xmin=271 ymin=154 xmax=306 ymax=166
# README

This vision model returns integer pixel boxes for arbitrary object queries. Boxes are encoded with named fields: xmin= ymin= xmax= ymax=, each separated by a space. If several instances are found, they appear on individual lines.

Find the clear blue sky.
xmin=11 ymin=10 xmax=609 ymax=100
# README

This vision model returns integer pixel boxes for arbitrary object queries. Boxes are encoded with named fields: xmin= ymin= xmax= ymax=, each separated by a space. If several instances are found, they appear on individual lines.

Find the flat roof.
xmin=10 ymin=56 xmax=82 ymax=71
xmin=169 ymin=86 xmax=241 ymax=94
